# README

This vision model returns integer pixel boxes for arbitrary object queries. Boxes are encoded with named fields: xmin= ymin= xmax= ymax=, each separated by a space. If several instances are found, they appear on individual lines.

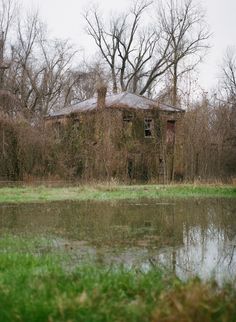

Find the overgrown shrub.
xmin=0 ymin=115 xmax=56 ymax=180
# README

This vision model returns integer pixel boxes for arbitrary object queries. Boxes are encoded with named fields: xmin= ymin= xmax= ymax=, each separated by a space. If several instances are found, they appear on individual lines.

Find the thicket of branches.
xmin=0 ymin=0 xmax=234 ymax=182
xmin=183 ymin=96 xmax=235 ymax=181
xmin=85 ymin=0 xmax=210 ymax=104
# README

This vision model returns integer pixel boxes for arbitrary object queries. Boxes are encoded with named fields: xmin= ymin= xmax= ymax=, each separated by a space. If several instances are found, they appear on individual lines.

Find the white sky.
xmin=20 ymin=0 xmax=236 ymax=92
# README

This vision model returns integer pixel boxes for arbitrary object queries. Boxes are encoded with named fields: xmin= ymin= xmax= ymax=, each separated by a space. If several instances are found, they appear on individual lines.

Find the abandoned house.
xmin=45 ymin=87 xmax=185 ymax=182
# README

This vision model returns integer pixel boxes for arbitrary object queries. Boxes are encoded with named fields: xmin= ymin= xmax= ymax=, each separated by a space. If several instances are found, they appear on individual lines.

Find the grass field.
xmin=0 ymin=236 xmax=235 ymax=322
xmin=0 ymin=184 xmax=235 ymax=203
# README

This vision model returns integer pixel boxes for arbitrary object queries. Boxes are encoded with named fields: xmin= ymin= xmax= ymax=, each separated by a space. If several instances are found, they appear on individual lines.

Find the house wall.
xmin=159 ymin=111 xmax=185 ymax=181
xmin=45 ymin=107 xmax=184 ymax=182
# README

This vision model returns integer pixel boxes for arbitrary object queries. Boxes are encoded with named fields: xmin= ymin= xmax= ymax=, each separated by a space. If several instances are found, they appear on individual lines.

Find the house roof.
xmin=48 ymin=91 xmax=184 ymax=117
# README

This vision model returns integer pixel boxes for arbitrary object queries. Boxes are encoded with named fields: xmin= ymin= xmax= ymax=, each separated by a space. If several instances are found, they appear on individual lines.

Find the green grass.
xmin=0 ymin=235 xmax=235 ymax=322
xmin=0 ymin=184 xmax=235 ymax=203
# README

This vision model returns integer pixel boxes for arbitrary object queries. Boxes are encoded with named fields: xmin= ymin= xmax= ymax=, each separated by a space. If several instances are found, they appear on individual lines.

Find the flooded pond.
xmin=0 ymin=198 xmax=236 ymax=282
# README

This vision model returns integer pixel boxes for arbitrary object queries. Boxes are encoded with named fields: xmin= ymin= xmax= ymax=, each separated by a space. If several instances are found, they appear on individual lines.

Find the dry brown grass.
xmin=152 ymin=280 xmax=235 ymax=322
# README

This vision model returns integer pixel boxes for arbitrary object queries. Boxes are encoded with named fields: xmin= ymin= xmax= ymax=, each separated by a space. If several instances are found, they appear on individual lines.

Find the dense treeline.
xmin=183 ymin=97 xmax=236 ymax=181
xmin=0 ymin=0 xmax=235 ymax=182
xmin=0 ymin=115 xmax=85 ymax=180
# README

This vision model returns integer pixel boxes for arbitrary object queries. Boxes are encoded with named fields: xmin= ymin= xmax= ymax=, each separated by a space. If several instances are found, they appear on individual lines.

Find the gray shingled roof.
xmin=49 ymin=92 xmax=183 ymax=117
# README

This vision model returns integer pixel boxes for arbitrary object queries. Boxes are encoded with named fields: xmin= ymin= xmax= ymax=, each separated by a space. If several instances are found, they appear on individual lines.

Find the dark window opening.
xmin=166 ymin=120 xmax=176 ymax=144
xmin=156 ymin=123 xmax=161 ymax=138
xmin=127 ymin=159 xmax=134 ymax=179
xmin=76 ymin=160 xmax=84 ymax=177
xmin=53 ymin=121 xmax=62 ymax=137
xmin=144 ymin=118 xmax=153 ymax=138
xmin=141 ymin=164 xmax=149 ymax=181
xmin=72 ymin=118 xmax=80 ymax=129
xmin=73 ymin=117 xmax=80 ymax=123
xmin=123 ymin=113 xmax=134 ymax=122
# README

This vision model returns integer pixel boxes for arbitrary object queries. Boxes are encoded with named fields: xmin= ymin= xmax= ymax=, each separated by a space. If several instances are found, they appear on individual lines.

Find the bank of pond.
xmin=0 ymin=184 xmax=235 ymax=203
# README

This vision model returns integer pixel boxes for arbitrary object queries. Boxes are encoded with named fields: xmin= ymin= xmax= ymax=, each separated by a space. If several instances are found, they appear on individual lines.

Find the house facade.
xmin=45 ymin=87 xmax=185 ymax=182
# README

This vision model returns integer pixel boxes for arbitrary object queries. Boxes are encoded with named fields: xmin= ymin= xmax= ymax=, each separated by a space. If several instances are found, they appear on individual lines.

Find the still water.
xmin=0 ymin=198 xmax=236 ymax=282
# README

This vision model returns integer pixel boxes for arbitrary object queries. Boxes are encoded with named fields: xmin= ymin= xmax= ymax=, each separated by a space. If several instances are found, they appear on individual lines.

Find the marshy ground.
xmin=0 ymin=184 xmax=236 ymax=321
xmin=0 ymin=183 xmax=235 ymax=203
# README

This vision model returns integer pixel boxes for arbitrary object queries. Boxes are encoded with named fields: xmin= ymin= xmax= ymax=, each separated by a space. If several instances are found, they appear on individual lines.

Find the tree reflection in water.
xmin=0 ymin=198 xmax=235 ymax=282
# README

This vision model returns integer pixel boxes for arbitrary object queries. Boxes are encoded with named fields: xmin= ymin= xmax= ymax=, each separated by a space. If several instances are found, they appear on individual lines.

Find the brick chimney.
xmin=97 ymin=84 xmax=107 ymax=109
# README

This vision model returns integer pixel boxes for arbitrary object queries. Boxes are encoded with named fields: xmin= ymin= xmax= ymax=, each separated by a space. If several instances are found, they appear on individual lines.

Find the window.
xmin=123 ymin=113 xmax=133 ymax=122
xmin=123 ymin=112 xmax=133 ymax=137
xmin=72 ymin=117 xmax=80 ymax=129
xmin=53 ymin=121 xmax=62 ymax=137
xmin=144 ymin=118 xmax=154 ymax=138
xmin=127 ymin=159 xmax=134 ymax=179
xmin=166 ymin=120 xmax=176 ymax=144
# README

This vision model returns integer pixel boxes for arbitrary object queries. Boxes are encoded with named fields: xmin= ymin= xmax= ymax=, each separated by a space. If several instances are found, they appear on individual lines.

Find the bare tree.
xmin=3 ymin=10 xmax=77 ymax=118
xmin=37 ymin=37 xmax=77 ymax=115
xmin=85 ymin=0 xmax=210 ymax=99
xmin=84 ymin=0 xmax=174 ymax=96
xmin=222 ymin=48 xmax=236 ymax=102
xmin=219 ymin=49 xmax=236 ymax=176
xmin=0 ymin=0 xmax=19 ymax=116
xmin=13 ymin=11 xmax=41 ymax=116
xmin=0 ymin=0 xmax=17 ymax=66
xmin=158 ymin=0 xmax=210 ymax=106
xmin=84 ymin=6 xmax=123 ymax=93
xmin=63 ymin=65 xmax=99 ymax=104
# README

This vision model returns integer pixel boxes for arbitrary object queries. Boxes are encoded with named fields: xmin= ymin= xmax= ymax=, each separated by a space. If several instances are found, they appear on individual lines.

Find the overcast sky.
xmin=21 ymin=0 xmax=236 ymax=92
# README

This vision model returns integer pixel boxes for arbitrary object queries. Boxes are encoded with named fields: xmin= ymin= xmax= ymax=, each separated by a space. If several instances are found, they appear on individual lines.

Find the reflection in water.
xmin=0 ymin=199 xmax=236 ymax=282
